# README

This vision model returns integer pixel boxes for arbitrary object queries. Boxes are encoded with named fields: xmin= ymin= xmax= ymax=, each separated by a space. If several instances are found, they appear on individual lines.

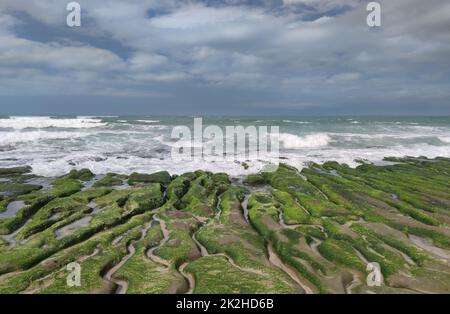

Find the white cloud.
xmin=0 ymin=0 xmax=449 ymax=110
xmin=128 ymin=53 xmax=168 ymax=71
xmin=0 ymin=37 xmax=126 ymax=71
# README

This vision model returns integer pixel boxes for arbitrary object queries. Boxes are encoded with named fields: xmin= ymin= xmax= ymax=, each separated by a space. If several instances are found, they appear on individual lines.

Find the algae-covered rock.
xmin=167 ymin=176 xmax=191 ymax=201
xmin=0 ymin=166 xmax=32 ymax=176
xmin=67 ymin=169 xmax=95 ymax=181
xmin=0 ymin=200 xmax=7 ymax=213
xmin=128 ymin=171 xmax=172 ymax=186
xmin=125 ymin=184 xmax=165 ymax=212
xmin=212 ymin=173 xmax=230 ymax=184
xmin=0 ymin=182 xmax=42 ymax=198
xmin=93 ymin=174 xmax=123 ymax=187
xmin=243 ymin=174 xmax=265 ymax=186
xmin=0 ymin=157 xmax=450 ymax=294
xmin=48 ymin=178 xmax=83 ymax=198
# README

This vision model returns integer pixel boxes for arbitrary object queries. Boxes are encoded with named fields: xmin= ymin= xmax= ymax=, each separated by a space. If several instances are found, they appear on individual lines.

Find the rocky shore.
xmin=0 ymin=157 xmax=449 ymax=294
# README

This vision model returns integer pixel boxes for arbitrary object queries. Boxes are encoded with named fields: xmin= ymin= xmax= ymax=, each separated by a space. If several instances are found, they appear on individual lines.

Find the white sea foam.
xmin=276 ymin=133 xmax=331 ymax=149
xmin=439 ymin=136 xmax=450 ymax=143
xmin=28 ymin=154 xmax=271 ymax=178
xmin=25 ymin=142 xmax=450 ymax=178
xmin=328 ymin=132 xmax=443 ymax=141
xmin=0 ymin=117 xmax=106 ymax=129
xmin=0 ymin=117 xmax=448 ymax=177
xmin=77 ymin=116 xmax=118 ymax=119
xmin=279 ymin=143 xmax=450 ymax=170
xmin=136 ymin=120 xmax=161 ymax=124
xmin=0 ymin=131 xmax=90 ymax=145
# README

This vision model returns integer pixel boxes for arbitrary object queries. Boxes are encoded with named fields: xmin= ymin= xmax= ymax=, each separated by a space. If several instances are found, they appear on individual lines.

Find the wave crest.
xmin=0 ymin=117 xmax=106 ymax=130
xmin=276 ymin=133 xmax=331 ymax=149
xmin=0 ymin=131 xmax=89 ymax=145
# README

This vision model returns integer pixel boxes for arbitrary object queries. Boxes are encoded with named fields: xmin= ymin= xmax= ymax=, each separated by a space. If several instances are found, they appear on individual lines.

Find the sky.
xmin=0 ymin=0 xmax=449 ymax=116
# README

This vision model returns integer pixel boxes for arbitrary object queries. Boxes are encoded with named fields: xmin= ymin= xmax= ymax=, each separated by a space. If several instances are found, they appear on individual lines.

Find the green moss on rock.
xmin=243 ymin=174 xmax=266 ymax=186
xmin=125 ymin=184 xmax=165 ymax=212
xmin=128 ymin=171 xmax=172 ymax=186
xmin=0 ymin=167 xmax=32 ymax=176
xmin=0 ymin=182 xmax=42 ymax=198
xmin=66 ymin=169 xmax=95 ymax=181
xmin=93 ymin=174 xmax=123 ymax=187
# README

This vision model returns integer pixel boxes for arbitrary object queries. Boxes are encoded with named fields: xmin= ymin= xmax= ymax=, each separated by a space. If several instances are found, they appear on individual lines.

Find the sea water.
xmin=0 ymin=115 xmax=449 ymax=177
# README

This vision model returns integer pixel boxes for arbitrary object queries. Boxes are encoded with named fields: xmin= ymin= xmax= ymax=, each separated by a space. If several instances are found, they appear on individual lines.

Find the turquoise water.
xmin=0 ymin=116 xmax=449 ymax=176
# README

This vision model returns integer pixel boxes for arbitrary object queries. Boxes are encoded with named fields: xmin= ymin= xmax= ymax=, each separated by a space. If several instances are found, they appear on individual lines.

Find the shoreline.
xmin=1 ymin=154 xmax=446 ymax=181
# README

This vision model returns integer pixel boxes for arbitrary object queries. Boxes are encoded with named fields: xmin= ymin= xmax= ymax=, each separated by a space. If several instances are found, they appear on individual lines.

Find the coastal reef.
xmin=0 ymin=157 xmax=449 ymax=294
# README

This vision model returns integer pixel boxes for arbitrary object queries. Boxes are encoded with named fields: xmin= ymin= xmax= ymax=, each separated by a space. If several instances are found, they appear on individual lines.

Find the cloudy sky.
xmin=0 ymin=0 xmax=449 ymax=115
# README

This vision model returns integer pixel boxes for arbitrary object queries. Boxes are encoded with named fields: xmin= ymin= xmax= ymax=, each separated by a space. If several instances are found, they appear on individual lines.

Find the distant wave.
xmin=0 ymin=131 xmax=90 ymax=145
xmin=136 ymin=120 xmax=161 ymax=124
xmin=283 ymin=120 xmax=312 ymax=124
xmin=77 ymin=116 xmax=118 ymax=119
xmin=0 ymin=117 xmax=106 ymax=130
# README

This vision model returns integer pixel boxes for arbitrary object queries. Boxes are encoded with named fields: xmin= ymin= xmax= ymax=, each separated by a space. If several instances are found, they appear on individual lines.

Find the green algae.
xmin=93 ymin=174 xmax=124 ymax=188
xmin=65 ymin=169 xmax=95 ymax=181
xmin=0 ymin=157 xmax=449 ymax=294
xmin=128 ymin=171 xmax=172 ymax=186
xmin=0 ymin=182 xmax=42 ymax=198
xmin=243 ymin=174 xmax=265 ymax=186
xmin=0 ymin=167 xmax=32 ymax=176
xmin=185 ymin=256 xmax=295 ymax=294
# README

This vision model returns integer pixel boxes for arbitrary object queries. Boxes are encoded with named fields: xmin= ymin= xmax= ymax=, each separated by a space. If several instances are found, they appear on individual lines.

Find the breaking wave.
xmin=0 ymin=117 xmax=106 ymax=130
xmin=277 ymin=133 xmax=331 ymax=149
xmin=0 ymin=131 xmax=90 ymax=145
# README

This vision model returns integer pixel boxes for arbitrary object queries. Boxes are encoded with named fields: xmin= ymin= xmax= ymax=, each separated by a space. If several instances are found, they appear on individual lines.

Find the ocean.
xmin=0 ymin=116 xmax=449 ymax=177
